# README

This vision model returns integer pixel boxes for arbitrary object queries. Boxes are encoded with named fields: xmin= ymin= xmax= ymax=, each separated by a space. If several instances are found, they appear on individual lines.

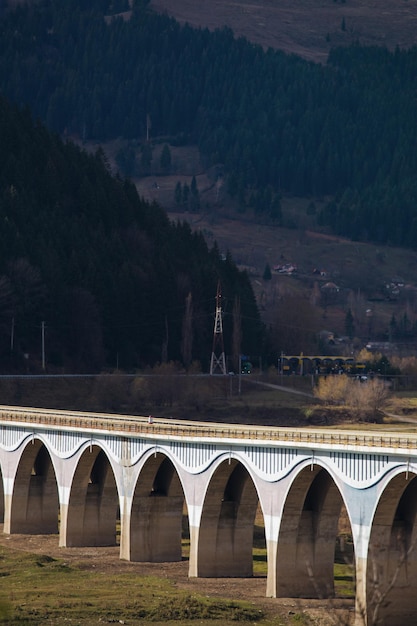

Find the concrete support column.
xmin=119 ymin=495 xmax=131 ymax=561
xmin=59 ymin=501 xmax=68 ymax=547
xmin=264 ymin=512 xmax=280 ymax=598
xmin=188 ymin=503 xmax=202 ymax=578
xmin=1 ymin=447 xmax=22 ymax=535
xmin=342 ymin=484 xmax=374 ymax=626
xmin=3 ymin=481 xmax=12 ymax=535
xmin=354 ymin=554 xmax=368 ymax=626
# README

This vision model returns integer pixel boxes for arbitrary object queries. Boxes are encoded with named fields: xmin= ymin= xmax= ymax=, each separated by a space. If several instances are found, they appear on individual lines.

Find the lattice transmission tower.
xmin=209 ymin=281 xmax=227 ymax=375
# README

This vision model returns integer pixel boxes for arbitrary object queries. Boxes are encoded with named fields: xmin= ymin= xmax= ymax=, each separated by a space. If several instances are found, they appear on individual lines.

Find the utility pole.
xmin=146 ymin=113 xmax=151 ymax=142
xmin=10 ymin=317 xmax=14 ymax=352
xmin=41 ymin=321 xmax=46 ymax=370
xmin=210 ymin=281 xmax=227 ymax=375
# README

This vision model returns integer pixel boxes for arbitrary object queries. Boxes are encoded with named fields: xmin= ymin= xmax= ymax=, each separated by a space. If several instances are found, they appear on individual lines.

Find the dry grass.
xmin=149 ymin=0 xmax=417 ymax=64
xmin=0 ymin=530 xmax=354 ymax=625
xmin=0 ymin=542 xmax=267 ymax=625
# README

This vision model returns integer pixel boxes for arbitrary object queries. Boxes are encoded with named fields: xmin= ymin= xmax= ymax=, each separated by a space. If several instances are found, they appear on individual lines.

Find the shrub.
xmin=313 ymin=374 xmax=351 ymax=405
xmin=314 ymin=375 xmax=390 ymax=420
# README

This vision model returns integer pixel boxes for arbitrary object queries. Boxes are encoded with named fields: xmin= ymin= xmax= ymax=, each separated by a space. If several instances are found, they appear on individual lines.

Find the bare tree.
xmin=313 ymin=374 xmax=351 ymax=405
xmin=232 ymin=296 xmax=241 ymax=373
xmin=349 ymin=378 xmax=390 ymax=421
xmin=314 ymin=375 xmax=390 ymax=420
xmin=181 ymin=292 xmax=193 ymax=368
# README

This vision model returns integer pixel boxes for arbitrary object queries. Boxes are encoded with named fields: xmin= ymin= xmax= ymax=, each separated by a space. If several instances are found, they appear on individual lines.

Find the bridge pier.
xmin=364 ymin=472 xmax=417 ymax=626
xmin=188 ymin=511 xmax=200 ymax=578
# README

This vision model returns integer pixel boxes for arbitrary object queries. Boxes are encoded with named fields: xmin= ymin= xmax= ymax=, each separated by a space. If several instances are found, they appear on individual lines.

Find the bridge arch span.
xmin=196 ymin=457 xmax=262 ymax=578
xmin=0 ymin=464 xmax=3 ymax=525
xmin=63 ymin=443 xmax=119 ymax=548
xmin=275 ymin=461 xmax=354 ymax=600
xmin=6 ymin=437 xmax=59 ymax=535
xmin=127 ymin=450 xmax=187 ymax=563
xmin=366 ymin=470 xmax=417 ymax=626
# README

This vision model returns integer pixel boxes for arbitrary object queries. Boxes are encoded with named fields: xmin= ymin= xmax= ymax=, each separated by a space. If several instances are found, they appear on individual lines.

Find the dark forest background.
xmin=1 ymin=0 xmax=417 ymax=372
xmin=1 ymin=0 xmax=417 ymax=245
xmin=0 ymin=96 xmax=261 ymax=372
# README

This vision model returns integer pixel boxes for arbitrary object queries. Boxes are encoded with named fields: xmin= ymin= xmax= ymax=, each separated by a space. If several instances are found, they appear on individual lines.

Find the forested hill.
xmin=0 ymin=96 xmax=261 ymax=373
xmin=1 ymin=1 xmax=417 ymax=247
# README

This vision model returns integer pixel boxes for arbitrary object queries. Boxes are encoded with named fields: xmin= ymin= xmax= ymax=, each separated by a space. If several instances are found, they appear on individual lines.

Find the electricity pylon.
xmin=210 ymin=281 xmax=227 ymax=375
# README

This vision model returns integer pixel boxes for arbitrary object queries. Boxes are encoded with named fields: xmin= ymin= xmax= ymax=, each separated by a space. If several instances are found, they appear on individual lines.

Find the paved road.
xmin=246 ymin=378 xmax=314 ymax=398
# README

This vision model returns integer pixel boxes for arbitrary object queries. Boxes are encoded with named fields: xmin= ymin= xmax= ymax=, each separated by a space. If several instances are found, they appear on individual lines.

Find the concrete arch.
xmin=9 ymin=438 xmax=59 ymax=534
xmin=65 ymin=444 xmax=118 ymax=547
xmin=0 ymin=462 xmax=4 ymax=524
xmin=366 ymin=471 xmax=417 ymax=626
xmin=276 ymin=463 xmax=351 ymax=599
xmin=129 ymin=451 xmax=186 ymax=562
xmin=197 ymin=457 xmax=260 ymax=577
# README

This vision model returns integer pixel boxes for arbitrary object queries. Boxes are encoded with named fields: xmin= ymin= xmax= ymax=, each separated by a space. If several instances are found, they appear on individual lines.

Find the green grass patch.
xmin=0 ymin=544 xmax=268 ymax=625
xmin=252 ymin=547 xmax=268 ymax=576
xmin=334 ymin=563 xmax=355 ymax=598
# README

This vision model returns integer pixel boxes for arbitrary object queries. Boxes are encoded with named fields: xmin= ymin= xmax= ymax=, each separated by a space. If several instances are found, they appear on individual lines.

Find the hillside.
xmin=150 ymin=0 xmax=417 ymax=63
xmin=0 ymin=96 xmax=261 ymax=373
xmin=1 ymin=1 xmax=417 ymax=248
xmin=3 ymin=0 xmax=417 ymax=362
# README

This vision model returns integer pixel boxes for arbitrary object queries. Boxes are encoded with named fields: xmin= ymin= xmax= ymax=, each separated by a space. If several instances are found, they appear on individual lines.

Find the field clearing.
xmin=95 ymin=134 xmax=417 ymax=343
xmin=162 ymin=205 xmax=417 ymax=336
xmin=150 ymin=0 xmax=417 ymax=64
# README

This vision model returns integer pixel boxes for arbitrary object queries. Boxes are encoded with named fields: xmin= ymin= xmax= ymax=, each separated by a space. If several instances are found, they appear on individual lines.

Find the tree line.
xmin=1 ymin=1 xmax=417 ymax=244
xmin=0 ymin=95 xmax=262 ymax=373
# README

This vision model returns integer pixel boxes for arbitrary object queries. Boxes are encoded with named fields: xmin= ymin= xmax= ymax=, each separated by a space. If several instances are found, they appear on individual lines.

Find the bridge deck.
xmin=0 ymin=405 xmax=416 ymax=454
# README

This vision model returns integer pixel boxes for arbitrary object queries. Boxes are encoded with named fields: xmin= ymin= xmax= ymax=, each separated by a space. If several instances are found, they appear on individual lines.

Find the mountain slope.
xmin=1 ymin=1 xmax=417 ymax=247
xmin=0 ymin=96 xmax=261 ymax=372
xmin=150 ymin=0 xmax=417 ymax=63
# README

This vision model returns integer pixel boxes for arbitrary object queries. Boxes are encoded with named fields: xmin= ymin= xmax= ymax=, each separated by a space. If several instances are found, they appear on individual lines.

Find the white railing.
xmin=0 ymin=405 xmax=416 ymax=452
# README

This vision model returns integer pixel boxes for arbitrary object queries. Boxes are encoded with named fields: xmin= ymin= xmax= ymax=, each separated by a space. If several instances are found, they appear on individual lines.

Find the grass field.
xmin=0 ymin=546 xmax=262 ymax=625
xmin=0 ymin=538 xmax=354 ymax=625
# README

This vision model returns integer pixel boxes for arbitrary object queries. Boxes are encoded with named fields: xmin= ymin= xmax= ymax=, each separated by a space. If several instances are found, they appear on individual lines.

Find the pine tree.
xmin=263 ymin=263 xmax=272 ymax=281
xmin=181 ymin=292 xmax=193 ymax=367
xmin=345 ymin=308 xmax=355 ymax=339
xmin=189 ymin=175 xmax=200 ymax=211
xmin=174 ymin=181 xmax=182 ymax=205
xmin=160 ymin=144 xmax=171 ymax=172
xmin=182 ymin=182 xmax=190 ymax=209
xmin=140 ymin=143 xmax=152 ymax=173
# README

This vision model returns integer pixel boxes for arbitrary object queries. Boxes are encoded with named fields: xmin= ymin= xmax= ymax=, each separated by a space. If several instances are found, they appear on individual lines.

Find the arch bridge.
xmin=0 ymin=405 xmax=416 ymax=625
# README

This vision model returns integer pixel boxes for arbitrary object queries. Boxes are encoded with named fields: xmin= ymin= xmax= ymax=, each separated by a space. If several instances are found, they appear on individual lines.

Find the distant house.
xmin=312 ymin=268 xmax=328 ymax=277
xmin=319 ymin=330 xmax=335 ymax=345
xmin=273 ymin=263 xmax=297 ymax=275
xmin=320 ymin=281 xmax=340 ymax=305
xmin=321 ymin=281 xmax=339 ymax=293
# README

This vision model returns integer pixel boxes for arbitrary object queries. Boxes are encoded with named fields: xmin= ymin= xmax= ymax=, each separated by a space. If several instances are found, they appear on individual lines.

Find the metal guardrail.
xmin=0 ymin=406 xmax=416 ymax=451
